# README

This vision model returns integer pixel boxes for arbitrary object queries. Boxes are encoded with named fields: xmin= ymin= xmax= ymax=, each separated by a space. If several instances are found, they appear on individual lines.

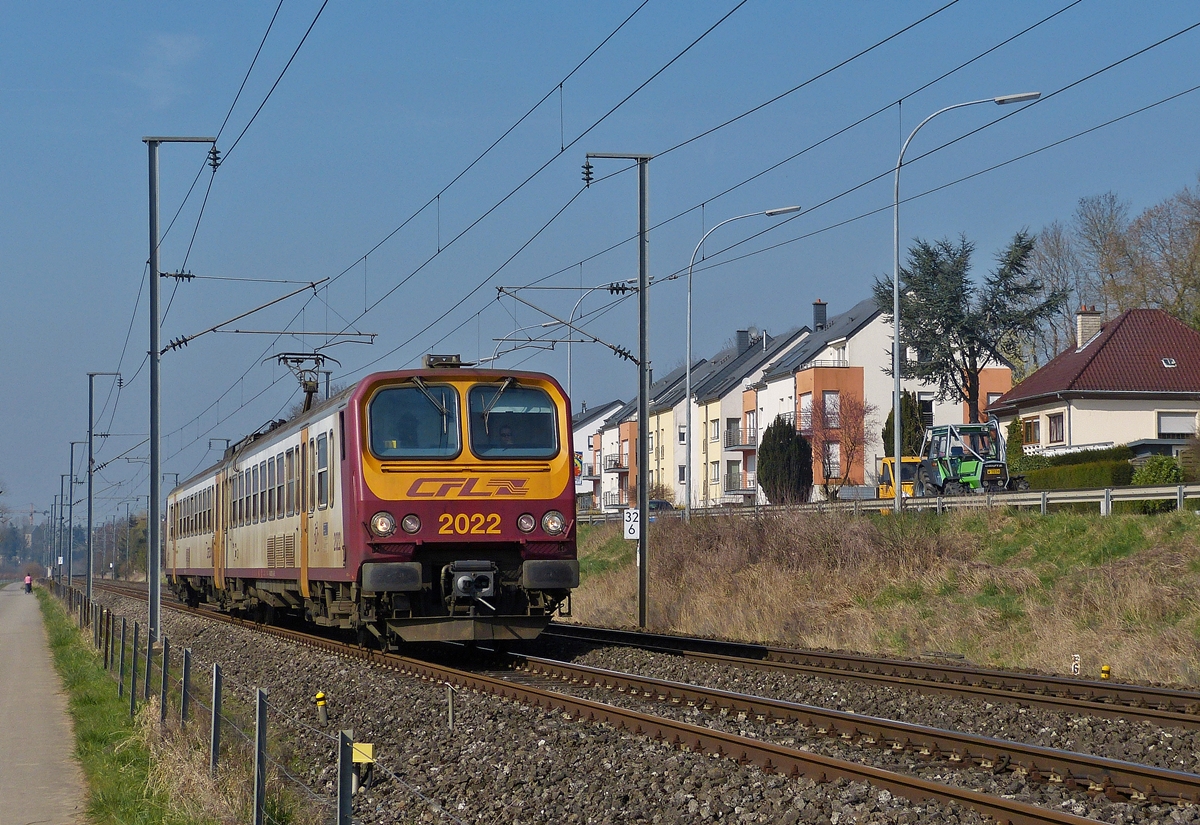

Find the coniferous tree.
xmin=880 ymin=390 xmax=925 ymax=457
xmin=757 ymin=417 xmax=813 ymax=504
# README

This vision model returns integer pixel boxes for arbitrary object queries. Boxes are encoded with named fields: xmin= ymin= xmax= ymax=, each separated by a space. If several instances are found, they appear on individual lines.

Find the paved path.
xmin=0 ymin=582 xmax=87 ymax=825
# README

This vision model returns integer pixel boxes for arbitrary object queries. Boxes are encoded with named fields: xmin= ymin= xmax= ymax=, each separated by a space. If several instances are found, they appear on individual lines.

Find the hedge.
xmin=1022 ymin=459 xmax=1134 ymax=490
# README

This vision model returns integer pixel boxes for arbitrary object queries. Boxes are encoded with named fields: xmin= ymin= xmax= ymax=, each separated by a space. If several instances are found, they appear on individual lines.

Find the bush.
xmin=1023 ymin=460 xmax=1134 ymax=490
xmin=1047 ymin=445 xmax=1134 ymax=467
xmin=1131 ymin=455 xmax=1185 ymax=514
xmin=758 ymin=418 xmax=812 ymax=504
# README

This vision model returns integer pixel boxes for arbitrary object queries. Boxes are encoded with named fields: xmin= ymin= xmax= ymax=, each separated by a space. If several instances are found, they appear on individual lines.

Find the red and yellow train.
xmin=166 ymin=356 xmax=577 ymax=645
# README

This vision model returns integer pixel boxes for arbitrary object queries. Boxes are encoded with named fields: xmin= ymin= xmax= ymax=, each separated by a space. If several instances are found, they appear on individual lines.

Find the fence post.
xmin=118 ymin=618 xmax=127 ymax=697
xmin=181 ymin=649 xmax=191 ymax=725
xmin=130 ymin=622 xmax=140 ymax=716
xmin=253 ymin=689 xmax=267 ymax=825
xmin=144 ymin=628 xmax=154 ymax=700
xmin=209 ymin=663 xmax=222 ymax=776
xmin=1178 ymin=485 xmax=1186 ymax=512
xmin=1040 ymin=491 xmax=1048 ymax=515
xmin=1102 ymin=487 xmax=1112 ymax=516
xmin=159 ymin=637 xmax=170 ymax=726
xmin=936 ymin=496 xmax=944 ymax=515
xmin=337 ymin=730 xmax=354 ymax=825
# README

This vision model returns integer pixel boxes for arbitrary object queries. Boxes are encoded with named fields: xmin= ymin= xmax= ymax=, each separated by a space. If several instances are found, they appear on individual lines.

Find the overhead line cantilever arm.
xmin=496 ymin=286 xmax=638 ymax=364
xmin=161 ymin=278 xmax=330 ymax=354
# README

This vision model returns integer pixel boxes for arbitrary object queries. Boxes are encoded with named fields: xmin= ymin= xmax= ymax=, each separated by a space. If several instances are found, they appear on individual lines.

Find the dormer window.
xmin=1162 ymin=357 xmax=1177 ymax=368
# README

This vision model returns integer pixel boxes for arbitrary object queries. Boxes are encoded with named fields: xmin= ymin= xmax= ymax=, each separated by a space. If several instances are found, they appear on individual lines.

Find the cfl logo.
xmin=406 ymin=477 xmax=530 ymax=498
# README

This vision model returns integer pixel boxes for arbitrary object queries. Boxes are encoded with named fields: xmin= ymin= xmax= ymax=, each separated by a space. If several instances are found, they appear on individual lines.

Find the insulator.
xmin=608 ymin=282 xmax=629 ymax=294
xmin=208 ymin=145 xmax=222 ymax=170
xmin=582 ymin=159 xmax=594 ymax=187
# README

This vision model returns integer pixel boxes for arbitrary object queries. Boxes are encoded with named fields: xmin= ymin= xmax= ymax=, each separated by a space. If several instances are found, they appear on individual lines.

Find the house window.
xmin=678 ymin=427 xmax=686 ymax=444
xmin=918 ymin=392 xmax=935 ymax=428
xmin=1023 ymin=418 xmax=1040 ymax=445
xmin=647 ymin=432 xmax=654 ymax=452
xmin=709 ymin=461 xmax=719 ymax=483
xmin=823 ymin=442 xmax=841 ymax=479
xmin=587 ymin=435 xmax=594 ymax=450
xmin=986 ymin=392 xmax=1002 ymax=410
xmin=1158 ymin=412 xmax=1197 ymax=440
xmin=1048 ymin=413 xmax=1064 ymax=444
xmin=678 ymin=465 xmax=686 ymax=484
xmin=709 ymin=419 xmax=719 ymax=442
xmin=799 ymin=393 xmax=813 ymax=432
xmin=823 ymin=391 xmax=840 ymax=428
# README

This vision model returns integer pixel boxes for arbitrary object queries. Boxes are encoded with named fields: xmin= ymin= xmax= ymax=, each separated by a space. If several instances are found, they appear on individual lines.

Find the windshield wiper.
xmin=481 ymin=377 xmax=516 ymax=434
xmin=411 ymin=377 xmax=450 ymax=433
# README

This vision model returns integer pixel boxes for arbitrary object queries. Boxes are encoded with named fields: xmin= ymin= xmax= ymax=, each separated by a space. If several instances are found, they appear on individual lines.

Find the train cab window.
xmin=317 ymin=433 xmax=329 ymax=509
xmin=267 ymin=458 xmax=276 ymax=521
xmin=308 ymin=439 xmax=316 ymax=513
xmin=468 ymin=383 xmax=558 ymax=459
xmin=275 ymin=452 xmax=284 ymax=518
xmin=368 ymin=384 xmax=460 ymax=458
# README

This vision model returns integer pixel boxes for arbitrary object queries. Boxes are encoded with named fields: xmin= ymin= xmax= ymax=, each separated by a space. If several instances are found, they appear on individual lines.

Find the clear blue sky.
xmin=2 ymin=1 xmax=1198 ymax=522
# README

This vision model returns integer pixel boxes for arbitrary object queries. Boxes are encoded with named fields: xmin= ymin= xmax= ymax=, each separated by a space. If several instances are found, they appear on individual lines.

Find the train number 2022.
xmin=438 ymin=513 xmax=502 ymax=535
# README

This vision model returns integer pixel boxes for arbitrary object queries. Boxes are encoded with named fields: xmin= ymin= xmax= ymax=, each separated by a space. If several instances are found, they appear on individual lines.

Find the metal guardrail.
xmin=577 ymin=483 xmax=1200 ymax=523
xmin=603 ymin=454 xmax=629 ymax=471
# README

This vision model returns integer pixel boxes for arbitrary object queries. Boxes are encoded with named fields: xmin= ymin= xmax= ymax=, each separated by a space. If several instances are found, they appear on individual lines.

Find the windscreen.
xmin=469 ymin=384 xmax=558 ymax=459
xmin=369 ymin=385 xmax=460 ymax=458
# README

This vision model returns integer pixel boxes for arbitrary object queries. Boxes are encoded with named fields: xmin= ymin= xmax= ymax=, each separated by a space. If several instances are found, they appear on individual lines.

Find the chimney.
xmin=736 ymin=329 xmax=751 ymax=354
xmin=812 ymin=300 xmax=827 ymax=332
xmin=1075 ymin=305 xmax=1102 ymax=346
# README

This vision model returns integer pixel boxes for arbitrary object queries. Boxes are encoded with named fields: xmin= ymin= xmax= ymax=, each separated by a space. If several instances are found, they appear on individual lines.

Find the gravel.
xmin=93 ymin=593 xmax=1000 ymax=824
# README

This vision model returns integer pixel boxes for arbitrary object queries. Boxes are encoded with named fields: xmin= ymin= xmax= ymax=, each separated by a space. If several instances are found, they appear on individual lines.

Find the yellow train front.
xmin=165 ymin=357 xmax=578 ymax=646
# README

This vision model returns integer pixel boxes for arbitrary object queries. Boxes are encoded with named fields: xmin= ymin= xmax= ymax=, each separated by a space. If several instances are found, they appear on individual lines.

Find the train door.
xmin=299 ymin=427 xmax=311 ymax=599
xmin=213 ymin=469 xmax=225 ymax=590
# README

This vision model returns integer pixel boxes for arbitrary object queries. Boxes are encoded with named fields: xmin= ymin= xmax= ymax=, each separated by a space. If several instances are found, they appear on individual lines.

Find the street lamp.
xmin=684 ymin=206 xmax=800 ymax=520
xmin=890 ymin=92 xmax=1039 ymax=512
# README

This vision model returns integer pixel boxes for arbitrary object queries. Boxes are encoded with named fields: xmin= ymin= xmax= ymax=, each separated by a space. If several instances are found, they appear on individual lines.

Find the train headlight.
xmin=541 ymin=510 xmax=565 ymax=535
xmin=369 ymin=511 xmax=397 ymax=537
xmin=517 ymin=513 xmax=536 ymax=533
xmin=400 ymin=514 xmax=421 ymax=534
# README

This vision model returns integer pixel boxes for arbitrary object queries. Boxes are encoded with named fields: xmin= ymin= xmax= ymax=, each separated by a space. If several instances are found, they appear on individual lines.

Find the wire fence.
xmin=52 ymin=583 xmax=470 ymax=825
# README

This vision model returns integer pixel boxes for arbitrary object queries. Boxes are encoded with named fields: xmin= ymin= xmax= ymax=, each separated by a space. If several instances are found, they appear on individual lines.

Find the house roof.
xmin=572 ymin=399 xmax=623 ymax=432
xmin=761 ymin=298 xmax=881 ymax=383
xmin=991 ymin=308 xmax=1200 ymax=413
xmin=695 ymin=327 xmax=807 ymax=404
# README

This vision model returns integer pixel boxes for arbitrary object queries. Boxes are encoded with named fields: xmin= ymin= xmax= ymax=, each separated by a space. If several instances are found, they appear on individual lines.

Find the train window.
xmin=275 ymin=452 xmax=284 ymax=518
xmin=468 ymin=384 xmax=559 ymax=459
xmin=300 ymin=442 xmax=307 ymax=513
xmin=259 ymin=460 xmax=267 ymax=522
xmin=328 ymin=429 xmax=335 ymax=507
xmin=267 ymin=458 xmax=276 ymax=521
xmin=252 ymin=465 xmax=259 ymax=523
xmin=231 ymin=476 xmax=238 ymax=527
xmin=316 ymin=433 xmax=329 ymax=509
xmin=285 ymin=449 xmax=295 ymax=517
xmin=368 ymin=384 xmax=460 ymax=458
xmin=242 ymin=470 xmax=249 ymax=526
xmin=308 ymin=439 xmax=316 ymax=513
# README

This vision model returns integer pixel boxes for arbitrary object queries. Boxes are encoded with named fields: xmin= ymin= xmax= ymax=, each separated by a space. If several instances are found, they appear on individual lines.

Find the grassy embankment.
xmin=35 ymin=588 xmax=197 ymax=824
xmin=573 ymin=509 xmax=1200 ymax=684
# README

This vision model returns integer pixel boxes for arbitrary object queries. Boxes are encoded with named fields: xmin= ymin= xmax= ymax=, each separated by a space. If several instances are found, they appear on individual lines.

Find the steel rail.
xmin=516 ymin=652 xmax=1200 ymax=804
xmin=88 ymin=582 xmax=1097 ymax=825
xmin=545 ymin=624 xmax=1200 ymax=728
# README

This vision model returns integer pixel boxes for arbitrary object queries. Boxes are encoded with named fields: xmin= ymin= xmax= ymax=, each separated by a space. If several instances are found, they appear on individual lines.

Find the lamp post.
xmin=891 ymin=92 xmax=1039 ymax=512
xmin=684 ymin=206 xmax=800 ymax=521
xmin=87 ymin=372 xmax=120 ymax=602
xmin=144 ymin=135 xmax=215 ymax=642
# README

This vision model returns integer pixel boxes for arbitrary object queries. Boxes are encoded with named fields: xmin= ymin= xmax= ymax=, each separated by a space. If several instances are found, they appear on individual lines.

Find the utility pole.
xmin=87 ymin=372 xmax=120 ymax=602
xmin=67 ymin=442 xmax=84 ymax=584
xmin=144 ymin=135 xmax=215 ymax=642
xmin=585 ymin=152 xmax=652 ymax=629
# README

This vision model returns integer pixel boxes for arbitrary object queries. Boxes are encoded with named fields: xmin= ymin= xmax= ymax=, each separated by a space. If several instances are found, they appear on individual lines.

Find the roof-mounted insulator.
xmin=208 ymin=145 xmax=222 ymax=170
xmin=582 ymin=160 xmax=594 ymax=187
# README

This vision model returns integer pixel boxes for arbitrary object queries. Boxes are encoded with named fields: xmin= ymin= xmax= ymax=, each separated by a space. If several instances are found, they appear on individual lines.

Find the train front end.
xmin=346 ymin=359 xmax=577 ymax=644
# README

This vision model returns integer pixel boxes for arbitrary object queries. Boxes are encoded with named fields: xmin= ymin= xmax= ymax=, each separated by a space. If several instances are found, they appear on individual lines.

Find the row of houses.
xmin=572 ymin=298 xmax=1200 ymax=511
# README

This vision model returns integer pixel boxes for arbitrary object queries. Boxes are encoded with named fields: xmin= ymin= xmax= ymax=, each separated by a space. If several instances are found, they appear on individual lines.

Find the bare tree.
xmin=1024 ymin=221 xmax=1086 ymax=369
xmin=809 ymin=393 xmax=877 ymax=500
xmin=1074 ymin=192 xmax=1132 ymax=316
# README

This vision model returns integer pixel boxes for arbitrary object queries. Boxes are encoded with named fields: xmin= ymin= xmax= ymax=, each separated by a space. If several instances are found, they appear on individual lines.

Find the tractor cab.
xmin=917 ymin=417 xmax=1018 ymax=495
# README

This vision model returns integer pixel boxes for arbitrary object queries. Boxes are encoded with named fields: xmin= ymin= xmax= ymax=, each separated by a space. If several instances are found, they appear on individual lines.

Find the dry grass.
xmin=141 ymin=696 xmax=329 ymax=825
xmin=573 ymin=509 xmax=1200 ymax=685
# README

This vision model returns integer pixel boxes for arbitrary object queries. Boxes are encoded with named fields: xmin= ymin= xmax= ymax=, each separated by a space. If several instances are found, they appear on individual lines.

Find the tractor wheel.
xmin=1012 ymin=477 xmax=1031 ymax=492
xmin=943 ymin=481 xmax=967 ymax=497
xmin=914 ymin=466 xmax=933 ymax=498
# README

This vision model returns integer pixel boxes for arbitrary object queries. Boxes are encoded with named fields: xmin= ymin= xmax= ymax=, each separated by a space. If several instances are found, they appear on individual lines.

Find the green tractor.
xmin=915 ymin=416 xmax=1029 ymax=496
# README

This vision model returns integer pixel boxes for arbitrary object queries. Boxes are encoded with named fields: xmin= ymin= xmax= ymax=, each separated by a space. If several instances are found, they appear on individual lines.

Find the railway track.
xmin=88 ymin=581 xmax=1188 ymax=824
xmin=544 ymin=623 xmax=1200 ymax=729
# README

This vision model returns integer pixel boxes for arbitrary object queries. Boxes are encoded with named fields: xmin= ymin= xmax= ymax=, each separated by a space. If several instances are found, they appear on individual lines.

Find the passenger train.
xmin=165 ymin=356 xmax=578 ymax=646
